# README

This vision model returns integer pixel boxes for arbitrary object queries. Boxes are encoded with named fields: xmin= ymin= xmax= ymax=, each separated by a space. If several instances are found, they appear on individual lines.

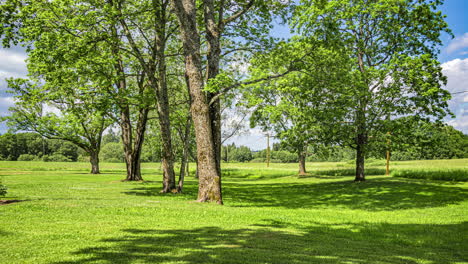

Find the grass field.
xmin=0 ymin=159 xmax=467 ymax=263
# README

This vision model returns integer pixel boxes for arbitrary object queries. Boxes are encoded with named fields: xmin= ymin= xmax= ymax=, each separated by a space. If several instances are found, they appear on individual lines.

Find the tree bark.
xmin=89 ymin=150 xmax=100 ymax=174
xmin=172 ymin=0 xmax=222 ymax=204
xmin=177 ymin=114 xmax=192 ymax=193
xmin=298 ymin=152 xmax=307 ymax=176
xmin=355 ymin=132 xmax=367 ymax=182
xmin=155 ymin=45 xmax=176 ymax=192
xmin=204 ymin=0 xmax=222 ymax=175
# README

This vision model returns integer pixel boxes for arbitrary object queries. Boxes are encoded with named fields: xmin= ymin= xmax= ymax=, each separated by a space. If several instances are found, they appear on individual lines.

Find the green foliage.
xmin=42 ymin=154 xmax=71 ymax=162
xmin=392 ymin=169 xmax=468 ymax=182
xmin=100 ymin=142 xmax=124 ymax=163
xmin=230 ymin=146 xmax=253 ymax=162
xmin=17 ymin=154 xmax=39 ymax=161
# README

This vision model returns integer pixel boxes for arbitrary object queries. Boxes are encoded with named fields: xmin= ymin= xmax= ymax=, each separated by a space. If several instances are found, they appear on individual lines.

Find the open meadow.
xmin=1 ymin=159 xmax=467 ymax=264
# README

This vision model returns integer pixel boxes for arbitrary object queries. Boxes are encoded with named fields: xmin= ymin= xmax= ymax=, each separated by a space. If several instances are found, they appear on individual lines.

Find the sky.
xmin=0 ymin=1 xmax=467 ymax=151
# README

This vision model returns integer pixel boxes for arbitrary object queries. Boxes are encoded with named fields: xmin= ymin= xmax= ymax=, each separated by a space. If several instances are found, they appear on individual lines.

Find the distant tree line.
xmin=209 ymin=120 xmax=468 ymax=163
xmin=2 ymin=119 xmax=466 ymax=164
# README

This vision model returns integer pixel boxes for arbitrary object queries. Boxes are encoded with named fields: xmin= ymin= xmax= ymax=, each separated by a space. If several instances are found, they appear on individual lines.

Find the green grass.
xmin=392 ymin=169 xmax=468 ymax=181
xmin=0 ymin=159 xmax=467 ymax=263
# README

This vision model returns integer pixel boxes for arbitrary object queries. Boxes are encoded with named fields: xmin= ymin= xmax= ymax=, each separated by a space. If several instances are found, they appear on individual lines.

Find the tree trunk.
xmin=178 ymin=115 xmax=192 ymax=193
xmin=204 ymin=0 xmax=222 ymax=175
xmin=355 ymin=132 xmax=366 ymax=182
xmin=298 ymin=152 xmax=307 ymax=175
xmin=154 ymin=4 xmax=177 ymax=193
xmin=172 ymin=0 xmax=222 ymax=204
xmin=89 ymin=150 xmax=100 ymax=174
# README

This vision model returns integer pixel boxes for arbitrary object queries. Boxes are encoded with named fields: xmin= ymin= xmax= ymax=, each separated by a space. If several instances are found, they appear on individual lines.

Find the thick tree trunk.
xmin=120 ymin=108 xmax=143 ymax=181
xmin=89 ymin=151 xmax=100 ymax=174
xmin=172 ymin=0 xmax=222 ymax=204
xmin=298 ymin=153 xmax=307 ymax=176
xmin=355 ymin=132 xmax=367 ymax=182
xmin=204 ymin=0 xmax=222 ymax=175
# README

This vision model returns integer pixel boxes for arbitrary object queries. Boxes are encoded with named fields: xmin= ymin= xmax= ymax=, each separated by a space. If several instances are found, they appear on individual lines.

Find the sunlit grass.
xmin=0 ymin=159 xmax=467 ymax=263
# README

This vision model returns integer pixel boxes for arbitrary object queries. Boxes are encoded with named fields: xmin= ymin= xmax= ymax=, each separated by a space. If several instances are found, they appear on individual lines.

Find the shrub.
xmin=249 ymin=158 xmax=265 ymax=163
xmin=100 ymin=143 xmax=124 ymax=162
xmin=18 ymin=154 xmax=40 ymax=161
xmin=392 ymin=169 xmax=468 ymax=182
xmin=43 ymin=154 xmax=71 ymax=162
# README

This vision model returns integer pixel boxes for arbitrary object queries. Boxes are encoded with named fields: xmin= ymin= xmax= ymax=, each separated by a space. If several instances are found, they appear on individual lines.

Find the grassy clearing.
xmin=0 ymin=159 xmax=467 ymax=263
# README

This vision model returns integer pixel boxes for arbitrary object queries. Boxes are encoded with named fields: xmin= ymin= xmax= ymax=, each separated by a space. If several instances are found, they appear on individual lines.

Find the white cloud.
xmin=446 ymin=33 xmax=468 ymax=54
xmin=0 ymin=49 xmax=28 ymax=75
xmin=441 ymin=58 xmax=468 ymax=133
xmin=0 ymin=96 xmax=15 ymax=116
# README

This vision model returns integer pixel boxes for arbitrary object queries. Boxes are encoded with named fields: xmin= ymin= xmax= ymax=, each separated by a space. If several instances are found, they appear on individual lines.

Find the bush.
xmin=100 ymin=143 xmax=124 ymax=162
xmin=271 ymin=151 xmax=297 ymax=163
xmin=17 ymin=154 xmax=40 ymax=161
xmin=392 ymin=169 xmax=468 ymax=182
xmin=43 ymin=154 xmax=71 ymax=162
xmin=77 ymin=155 xmax=90 ymax=162
xmin=249 ymin=158 xmax=265 ymax=163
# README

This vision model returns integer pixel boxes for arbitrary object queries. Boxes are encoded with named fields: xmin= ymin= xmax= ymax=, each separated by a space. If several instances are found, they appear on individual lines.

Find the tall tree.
xmin=108 ymin=0 xmax=180 ymax=190
xmin=0 ymin=0 xmax=155 ymax=181
xmin=295 ymin=0 xmax=452 ymax=181
xmin=248 ymin=38 xmax=352 ymax=175
xmin=171 ymin=0 xmax=291 ymax=203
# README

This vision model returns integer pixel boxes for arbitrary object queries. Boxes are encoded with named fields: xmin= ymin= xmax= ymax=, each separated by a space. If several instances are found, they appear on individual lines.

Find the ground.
xmin=0 ymin=160 xmax=467 ymax=263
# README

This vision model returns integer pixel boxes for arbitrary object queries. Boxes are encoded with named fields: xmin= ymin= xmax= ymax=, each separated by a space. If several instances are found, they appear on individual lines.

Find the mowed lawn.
xmin=0 ymin=160 xmax=467 ymax=264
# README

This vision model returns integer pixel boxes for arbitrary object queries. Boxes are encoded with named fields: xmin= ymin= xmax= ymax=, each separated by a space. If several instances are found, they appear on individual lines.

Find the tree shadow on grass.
xmin=55 ymin=221 xmax=467 ymax=264
xmin=122 ymin=180 xmax=199 ymax=198
xmin=222 ymin=168 xmax=296 ymax=182
xmin=224 ymin=178 xmax=468 ymax=211
xmin=122 ymin=177 xmax=468 ymax=211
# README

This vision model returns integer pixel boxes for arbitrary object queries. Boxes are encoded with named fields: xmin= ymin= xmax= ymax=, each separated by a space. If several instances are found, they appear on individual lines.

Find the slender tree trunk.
xmin=153 ymin=2 xmax=177 ymax=193
xmin=89 ymin=150 xmax=100 ymax=174
xmin=172 ymin=0 xmax=222 ymax=204
xmin=155 ymin=64 xmax=176 ymax=192
xmin=298 ymin=153 xmax=307 ymax=175
xmin=178 ymin=115 xmax=192 ymax=192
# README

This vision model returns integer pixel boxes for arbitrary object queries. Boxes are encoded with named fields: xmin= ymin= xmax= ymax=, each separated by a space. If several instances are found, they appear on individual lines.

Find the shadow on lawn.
xmin=224 ymin=178 xmax=468 ymax=210
xmin=55 ymin=221 xmax=467 ymax=264
xmin=123 ymin=177 xmax=468 ymax=211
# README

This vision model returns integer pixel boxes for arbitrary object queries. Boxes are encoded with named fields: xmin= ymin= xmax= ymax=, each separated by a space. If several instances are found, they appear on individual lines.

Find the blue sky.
xmin=0 ymin=1 xmax=467 ymax=150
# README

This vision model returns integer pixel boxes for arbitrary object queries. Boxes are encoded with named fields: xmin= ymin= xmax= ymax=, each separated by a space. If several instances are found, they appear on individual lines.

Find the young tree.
xmin=295 ymin=0 xmax=452 ymax=181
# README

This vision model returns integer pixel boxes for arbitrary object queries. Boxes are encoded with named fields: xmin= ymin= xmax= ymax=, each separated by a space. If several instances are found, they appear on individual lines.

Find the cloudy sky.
xmin=1 ymin=1 xmax=467 ymax=150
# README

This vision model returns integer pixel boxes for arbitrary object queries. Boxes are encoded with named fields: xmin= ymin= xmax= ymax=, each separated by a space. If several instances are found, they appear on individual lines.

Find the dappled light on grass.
xmin=55 ymin=222 xmax=468 ymax=264
xmin=224 ymin=178 xmax=468 ymax=210
xmin=1 ymin=160 xmax=468 ymax=263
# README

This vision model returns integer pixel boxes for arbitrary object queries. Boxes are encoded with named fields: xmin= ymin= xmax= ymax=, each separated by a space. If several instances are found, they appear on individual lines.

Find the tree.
xmin=0 ymin=0 xmax=154 ymax=180
xmin=5 ymin=79 xmax=111 ymax=173
xmin=171 ymin=0 xmax=291 ymax=203
xmin=247 ymin=38 xmax=352 ymax=175
xmin=295 ymin=0 xmax=452 ymax=181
